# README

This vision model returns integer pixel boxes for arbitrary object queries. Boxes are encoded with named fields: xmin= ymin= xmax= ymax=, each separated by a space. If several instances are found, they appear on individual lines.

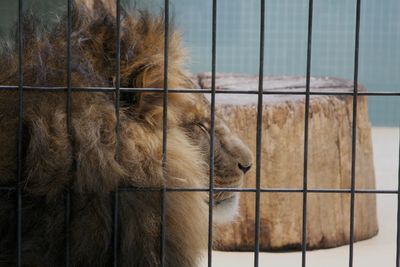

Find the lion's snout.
xmin=238 ymin=162 xmax=252 ymax=174
xmin=233 ymin=135 xmax=253 ymax=176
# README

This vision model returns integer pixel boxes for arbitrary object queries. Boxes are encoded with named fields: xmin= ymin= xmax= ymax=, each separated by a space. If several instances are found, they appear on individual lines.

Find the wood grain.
xmin=198 ymin=73 xmax=378 ymax=251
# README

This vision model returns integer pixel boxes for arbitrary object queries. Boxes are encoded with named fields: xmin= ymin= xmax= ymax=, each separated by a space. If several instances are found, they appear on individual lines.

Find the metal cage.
xmin=0 ymin=0 xmax=399 ymax=267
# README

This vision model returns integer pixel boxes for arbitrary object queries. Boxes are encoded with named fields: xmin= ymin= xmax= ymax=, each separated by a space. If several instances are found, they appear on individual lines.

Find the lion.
xmin=0 ymin=2 xmax=252 ymax=266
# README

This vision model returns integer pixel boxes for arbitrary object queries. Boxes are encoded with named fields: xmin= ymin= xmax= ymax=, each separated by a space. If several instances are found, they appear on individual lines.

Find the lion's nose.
xmin=238 ymin=162 xmax=252 ymax=174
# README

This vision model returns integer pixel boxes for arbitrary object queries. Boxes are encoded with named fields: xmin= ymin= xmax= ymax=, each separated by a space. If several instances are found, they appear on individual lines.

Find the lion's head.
xmin=67 ymin=2 xmax=254 ymax=222
xmin=0 ymin=0 xmax=253 ymax=222
xmin=0 ymin=2 xmax=253 ymax=265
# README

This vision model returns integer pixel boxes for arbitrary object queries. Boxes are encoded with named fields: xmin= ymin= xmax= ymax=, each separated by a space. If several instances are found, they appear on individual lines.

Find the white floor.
xmin=203 ymin=127 xmax=400 ymax=267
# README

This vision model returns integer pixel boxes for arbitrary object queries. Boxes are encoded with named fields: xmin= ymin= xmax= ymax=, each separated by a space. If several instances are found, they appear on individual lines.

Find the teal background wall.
xmin=0 ymin=0 xmax=398 ymax=126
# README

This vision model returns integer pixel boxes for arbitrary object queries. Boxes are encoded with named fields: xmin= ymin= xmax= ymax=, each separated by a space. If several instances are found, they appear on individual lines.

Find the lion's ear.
xmin=119 ymin=91 xmax=142 ymax=108
xmin=120 ymin=65 xmax=167 ymax=111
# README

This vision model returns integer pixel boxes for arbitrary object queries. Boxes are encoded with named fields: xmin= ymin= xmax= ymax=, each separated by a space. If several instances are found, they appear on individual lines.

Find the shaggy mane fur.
xmin=0 ymin=1 xmax=252 ymax=266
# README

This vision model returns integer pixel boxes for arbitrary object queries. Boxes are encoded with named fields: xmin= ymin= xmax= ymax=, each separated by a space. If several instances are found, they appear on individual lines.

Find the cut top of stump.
xmin=197 ymin=72 xmax=362 ymax=105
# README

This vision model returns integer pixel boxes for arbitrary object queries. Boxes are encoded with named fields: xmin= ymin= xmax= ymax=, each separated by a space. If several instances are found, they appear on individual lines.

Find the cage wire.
xmin=0 ymin=0 xmax=399 ymax=267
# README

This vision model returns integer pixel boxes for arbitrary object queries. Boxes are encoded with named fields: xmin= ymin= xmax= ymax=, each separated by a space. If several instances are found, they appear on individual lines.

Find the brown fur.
xmin=0 ymin=2 xmax=252 ymax=266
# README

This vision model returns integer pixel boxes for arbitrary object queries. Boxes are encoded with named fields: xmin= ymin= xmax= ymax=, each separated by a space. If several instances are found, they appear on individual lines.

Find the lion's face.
xmin=132 ymin=91 xmax=253 ymax=223
xmin=179 ymin=93 xmax=253 ymax=223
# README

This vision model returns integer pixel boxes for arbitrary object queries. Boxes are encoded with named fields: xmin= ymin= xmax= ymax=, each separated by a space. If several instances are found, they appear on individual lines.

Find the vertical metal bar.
xmin=207 ymin=0 xmax=217 ymax=266
xmin=65 ymin=0 xmax=72 ymax=266
xmin=16 ymin=0 xmax=24 ymax=266
xmin=253 ymin=0 xmax=265 ymax=266
xmin=112 ymin=0 xmax=121 ymax=266
xmin=160 ymin=0 xmax=169 ymax=266
xmin=397 ymin=127 xmax=400 ymax=267
xmin=301 ymin=1 xmax=314 ymax=266
xmin=64 ymin=184 xmax=71 ymax=267
xmin=349 ymin=1 xmax=362 ymax=266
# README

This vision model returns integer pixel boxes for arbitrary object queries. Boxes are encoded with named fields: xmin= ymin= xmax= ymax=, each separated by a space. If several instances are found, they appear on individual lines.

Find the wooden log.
xmin=198 ymin=73 xmax=378 ymax=251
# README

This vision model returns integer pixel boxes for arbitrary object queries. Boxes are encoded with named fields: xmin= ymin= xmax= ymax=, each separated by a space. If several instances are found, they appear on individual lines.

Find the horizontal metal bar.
xmin=359 ymin=92 xmax=400 ymax=96
xmin=0 ymin=186 xmax=397 ymax=194
xmin=117 ymin=187 xmax=398 ymax=194
xmin=0 ymin=186 xmax=15 ymax=191
xmin=0 ymin=85 xmax=398 ymax=96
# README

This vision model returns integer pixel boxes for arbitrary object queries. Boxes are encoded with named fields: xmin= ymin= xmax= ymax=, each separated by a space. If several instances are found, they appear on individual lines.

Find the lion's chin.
xmin=213 ymin=193 xmax=240 ymax=224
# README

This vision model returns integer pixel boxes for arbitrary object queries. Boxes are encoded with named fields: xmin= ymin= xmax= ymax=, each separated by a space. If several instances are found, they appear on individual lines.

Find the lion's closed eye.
xmin=196 ymin=123 xmax=210 ymax=137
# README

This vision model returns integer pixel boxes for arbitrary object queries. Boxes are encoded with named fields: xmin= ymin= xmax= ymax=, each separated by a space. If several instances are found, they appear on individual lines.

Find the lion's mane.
xmin=0 ymin=2 xmax=209 ymax=266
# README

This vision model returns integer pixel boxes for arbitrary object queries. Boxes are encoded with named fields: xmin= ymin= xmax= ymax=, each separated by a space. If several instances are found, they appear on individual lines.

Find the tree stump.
xmin=198 ymin=73 xmax=378 ymax=251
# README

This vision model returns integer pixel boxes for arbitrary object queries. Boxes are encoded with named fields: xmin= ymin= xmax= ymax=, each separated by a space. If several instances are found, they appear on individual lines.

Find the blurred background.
xmin=0 ymin=0 xmax=398 ymax=125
